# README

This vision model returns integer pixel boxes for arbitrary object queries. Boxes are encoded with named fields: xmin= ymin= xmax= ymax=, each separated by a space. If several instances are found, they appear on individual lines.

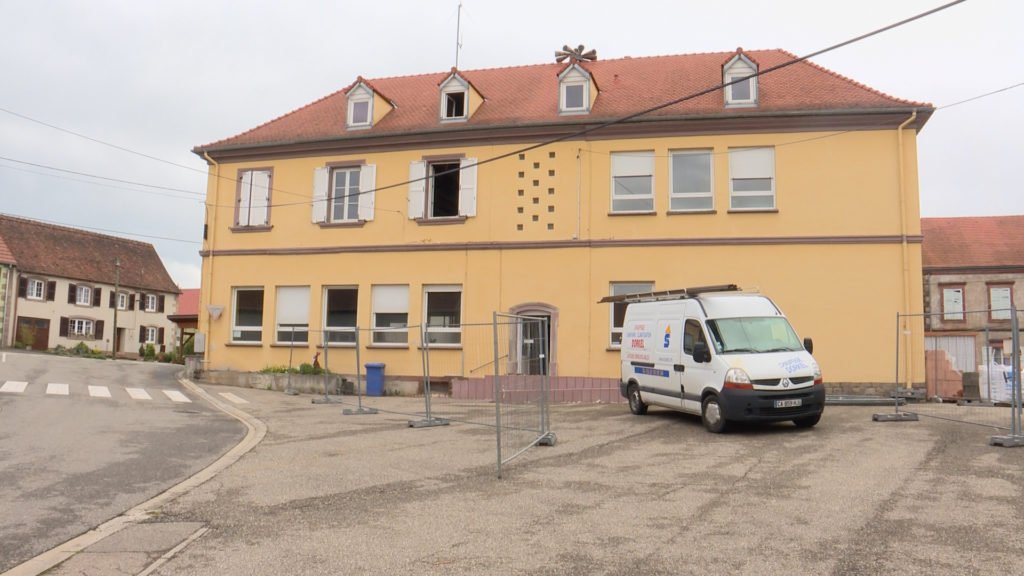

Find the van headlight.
xmin=724 ymin=368 xmax=753 ymax=390
xmin=813 ymin=364 xmax=823 ymax=385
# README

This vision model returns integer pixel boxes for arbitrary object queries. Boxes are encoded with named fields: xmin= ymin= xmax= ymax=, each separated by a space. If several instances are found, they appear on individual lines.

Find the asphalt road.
xmin=0 ymin=351 xmax=244 ymax=573
xmin=24 ymin=384 xmax=1022 ymax=576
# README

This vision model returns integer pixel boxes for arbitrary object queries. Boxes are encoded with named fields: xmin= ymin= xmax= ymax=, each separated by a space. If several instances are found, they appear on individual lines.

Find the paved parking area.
xmin=21 ymin=384 xmax=1024 ymax=576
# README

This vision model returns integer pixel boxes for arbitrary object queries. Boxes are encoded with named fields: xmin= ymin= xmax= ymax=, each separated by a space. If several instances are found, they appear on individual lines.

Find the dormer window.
xmin=558 ymin=65 xmax=592 ymax=115
xmin=723 ymin=52 xmax=758 ymax=108
xmin=439 ymin=74 xmax=469 ymax=121
xmin=347 ymin=83 xmax=374 ymax=129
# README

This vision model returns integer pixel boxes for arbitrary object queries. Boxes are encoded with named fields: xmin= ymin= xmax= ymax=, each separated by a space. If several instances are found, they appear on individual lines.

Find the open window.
xmin=324 ymin=286 xmax=358 ymax=344
xmin=408 ymin=158 xmax=477 ymax=220
xmin=440 ymin=74 xmax=469 ymax=121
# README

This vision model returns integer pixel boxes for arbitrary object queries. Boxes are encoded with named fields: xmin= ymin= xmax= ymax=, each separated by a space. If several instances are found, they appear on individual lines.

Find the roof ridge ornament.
xmin=555 ymin=44 xmax=597 ymax=63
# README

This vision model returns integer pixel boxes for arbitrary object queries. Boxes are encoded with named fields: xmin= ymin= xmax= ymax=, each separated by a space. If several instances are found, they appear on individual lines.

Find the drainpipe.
xmin=897 ymin=110 xmax=917 ymax=389
xmin=202 ymin=152 xmax=220 ymax=369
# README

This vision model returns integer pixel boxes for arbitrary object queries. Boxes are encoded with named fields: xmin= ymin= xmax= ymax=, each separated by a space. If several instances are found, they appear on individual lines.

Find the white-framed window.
xmin=440 ymin=75 xmax=468 ymax=120
xmin=723 ymin=54 xmax=758 ymax=107
xmin=559 ymin=65 xmax=591 ymax=114
xmin=232 ymin=287 xmax=264 ymax=343
xmin=611 ymin=152 xmax=654 ymax=213
xmin=26 ymin=279 xmax=45 ymax=300
xmin=990 ymin=285 xmax=1012 ymax=321
xmin=145 ymin=294 xmax=158 ymax=312
xmin=729 ymin=147 xmax=775 ymax=210
xmin=117 ymin=292 xmax=128 ymax=311
xmin=347 ymin=84 xmax=373 ymax=129
xmin=76 ymin=285 xmax=92 ymax=306
xmin=942 ymin=286 xmax=965 ymax=321
xmin=324 ymin=287 xmax=358 ymax=345
xmin=313 ymin=164 xmax=377 ymax=224
xmin=145 ymin=326 xmax=158 ymax=344
xmin=423 ymin=285 xmax=462 ymax=346
xmin=237 ymin=169 xmax=272 ymax=227
xmin=275 ymin=286 xmax=310 ymax=344
xmin=372 ymin=285 xmax=409 ymax=345
xmin=70 ymin=318 xmax=93 ymax=337
xmin=670 ymin=150 xmax=713 ymax=211
xmin=609 ymin=282 xmax=654 ymax=347
xmin=407 ymin=158 xmax=477 ymax=220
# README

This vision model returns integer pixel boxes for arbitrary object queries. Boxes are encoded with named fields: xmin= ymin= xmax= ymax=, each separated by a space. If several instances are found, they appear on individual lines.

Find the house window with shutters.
xmin=941 ymin=285 xmax=965 ymax=321
xmin=407 ymin=157 xmax=477 ymax=221
xmin=27 ymin=279 xmax=44 ymax=300
xmin=70 ymin=318 xmax=93 ymax=338
xmin=76 ymin=285 xmax=92 ymax=306
xmin=117 ymin=292 xmax=128 ymax=311
xmin=145 ymin=326 xmax=158 ymax=344
xmin=312 ymin=163 xmax=376 ymax=225
xmin=988 ymin=284 xmax=1012 ymax=321
xmin=145 ymin=294 xmax=158 ymax=312
xmin=235 ymin=168 xmax=272 ymax=229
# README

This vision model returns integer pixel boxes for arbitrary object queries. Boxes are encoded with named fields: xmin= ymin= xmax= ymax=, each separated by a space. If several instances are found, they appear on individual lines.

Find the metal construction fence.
xmin=878 ymin=307 xmax=1023 ymax=447
xmin=298 ymin=317 xmax=555 ymax=477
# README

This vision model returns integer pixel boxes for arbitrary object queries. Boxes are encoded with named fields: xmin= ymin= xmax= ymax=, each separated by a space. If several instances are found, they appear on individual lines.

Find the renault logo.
xmin=781 ymin=378 xmax=792 ymax=388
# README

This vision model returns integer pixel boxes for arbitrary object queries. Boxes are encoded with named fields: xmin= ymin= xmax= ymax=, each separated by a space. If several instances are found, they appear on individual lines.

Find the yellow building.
xmin=193 ymin=48 xmax=931 ymax=395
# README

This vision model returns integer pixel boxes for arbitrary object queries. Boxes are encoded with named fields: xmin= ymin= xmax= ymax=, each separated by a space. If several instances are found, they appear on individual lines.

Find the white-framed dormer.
xmin=346 ymin=82 xmax=374 ymax=129
xmin=439 ymin=74 xmax=469 ymax=122
xmin=723 ymin=51 xmax=758 ymax=108
xmin=558 ymin=63 xmax=593 ymax=115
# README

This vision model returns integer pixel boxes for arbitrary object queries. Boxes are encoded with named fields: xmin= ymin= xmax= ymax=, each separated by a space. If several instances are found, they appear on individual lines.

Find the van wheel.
xmin=701 ymin=395 xmax=728 ymax=433
xmin=793 ymin=414 xmax=821 ymax=428
xmin=627 ymin=384 xmax=648 ymax=415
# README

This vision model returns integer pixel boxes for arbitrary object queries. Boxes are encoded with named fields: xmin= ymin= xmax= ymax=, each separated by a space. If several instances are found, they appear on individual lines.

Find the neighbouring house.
xmin=167 ymin=288 xmax=199 ymax=354
xmin=192 ymin=47 xmax=932 ymax=395
xmin=0 ymin=214 xmax=181 ymax=356
xmin=0 ymin=235 xmax=15 ymax=347
xmin=921 ymin=215 xmax=1024 ymax=399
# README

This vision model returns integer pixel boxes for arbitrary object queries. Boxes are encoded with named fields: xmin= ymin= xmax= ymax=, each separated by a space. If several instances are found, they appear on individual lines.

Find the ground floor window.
xmin=423 ymin=285 xmax=462 ymax=346
xmin=609 ymin=282 xmax=654 ymax=347
xmin=232 ymin=288 xmax=264 ymax=343
xmin=275 ymin=286 xmax=310 ymax=344
xmin=372 ymin=285 xmax=409 ymax=345
xmin=324 ymin=287 xmax=358 ymax=344
xmin=70 ymin=318 xmax=93 ymax=337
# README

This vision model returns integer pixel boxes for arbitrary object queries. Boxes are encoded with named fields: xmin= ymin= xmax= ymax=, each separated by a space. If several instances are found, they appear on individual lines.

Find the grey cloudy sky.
xmin=1 ymin=0 xmax=1019 ymax=289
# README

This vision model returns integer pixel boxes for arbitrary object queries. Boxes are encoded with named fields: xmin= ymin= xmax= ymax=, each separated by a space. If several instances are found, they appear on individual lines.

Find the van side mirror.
xmin=803 ymin=337 xmax=814 ymax=354
xmin=693 ymin=342 xmax=712 ymax=363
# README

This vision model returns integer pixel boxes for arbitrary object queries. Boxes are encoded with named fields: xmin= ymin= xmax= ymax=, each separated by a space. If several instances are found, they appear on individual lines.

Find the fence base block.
xmin=343 ymin=407 xmax=379 ymax=415
xmin=311 ymin=396 xmax=345 ymax=404
xmin=538 ymin=432 xmax=557 ymax=447
xmin=409 ymin=417 xmax=450 ymax=428
xmin=989 ymin=435 xmax=1024 ymax=447
xmin=872 ymin=412 xmax=919 ymax=422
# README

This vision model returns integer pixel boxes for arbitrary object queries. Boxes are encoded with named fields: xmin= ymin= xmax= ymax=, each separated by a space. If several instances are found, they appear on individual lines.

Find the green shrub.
xmin=139 ymin=344 xmax=146 ymax=357
xmin=73 ymin=341 xmax=91 ymax=356
xmin=260 ymin=365 xmax=290 ymax=373
xmin=144 ymin=344 xmax=157 ymax=360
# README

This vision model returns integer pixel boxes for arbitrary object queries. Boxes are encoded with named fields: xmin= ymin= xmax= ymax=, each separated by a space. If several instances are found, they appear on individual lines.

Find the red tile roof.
xmin=196 ymin=49 xmax=931 ymax=152
xmin=176 ymin=288 xmax=200 ymax=316
xmin=0 ymin=214 xmax=179 ymax=293
xmin=0 ymin=234 xmax=15 ymax=265
xmin=922 ymin=216 xmax=1024 ymax=269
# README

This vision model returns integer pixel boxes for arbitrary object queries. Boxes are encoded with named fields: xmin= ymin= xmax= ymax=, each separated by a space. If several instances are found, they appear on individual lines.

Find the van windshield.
xmin=705 ymin=317 xmax=803 ymax=354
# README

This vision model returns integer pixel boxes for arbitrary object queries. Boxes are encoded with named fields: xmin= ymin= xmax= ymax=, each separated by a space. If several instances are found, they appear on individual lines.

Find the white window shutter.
xmin=312 ymin=167 xmax=329 ymax=223
xmin=238 ymin=172 xmax=252 ymax=226
xmin=408 ymin=161 xmax=426 ymax=219
xmin=359 ymin=164 xmax=376 ymax=221
xmin=459 ymin=158 xmax=477 ymax=217
xmin=251 ymin=170 xmax=271 ymax=225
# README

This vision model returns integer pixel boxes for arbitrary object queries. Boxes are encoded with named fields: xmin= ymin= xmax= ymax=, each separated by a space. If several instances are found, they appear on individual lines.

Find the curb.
xmin=1 ymin=378 xmax=267 ymax=576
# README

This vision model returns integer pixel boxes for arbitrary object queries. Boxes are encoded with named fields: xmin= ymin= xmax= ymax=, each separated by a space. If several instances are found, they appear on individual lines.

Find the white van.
xmin=607 ymin=285 xmax=824 ymax=433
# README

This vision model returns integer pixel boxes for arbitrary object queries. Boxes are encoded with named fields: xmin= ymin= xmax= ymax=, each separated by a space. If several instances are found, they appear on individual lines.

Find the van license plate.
xmin=774 ymin=399 xmax=802 ymax=408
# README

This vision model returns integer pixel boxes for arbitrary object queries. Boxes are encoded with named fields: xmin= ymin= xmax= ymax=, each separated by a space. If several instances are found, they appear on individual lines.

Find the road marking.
xmin=163 ymin=390 xmax=191 ymax=403
xmin=218 ymin=392 xmax=248 ymax=404
xmin=1 ymin=381 xmax=28 ymax=393
xmin=88 ymin=385 xmax=112 ymax=398
xmin=126 ymin=388 xmax=152 ymax=400
xmin=47 ymin=383 xmax=70 ymax=396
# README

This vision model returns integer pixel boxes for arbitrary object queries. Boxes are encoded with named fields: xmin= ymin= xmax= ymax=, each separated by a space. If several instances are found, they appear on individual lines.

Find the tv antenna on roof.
xmin=454 ymin=1 xmax=464 ymax=69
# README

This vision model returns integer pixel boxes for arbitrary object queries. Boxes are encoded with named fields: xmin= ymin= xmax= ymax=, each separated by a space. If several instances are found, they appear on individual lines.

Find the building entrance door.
xmin=16 ymin=317 xmax=50 ymax=350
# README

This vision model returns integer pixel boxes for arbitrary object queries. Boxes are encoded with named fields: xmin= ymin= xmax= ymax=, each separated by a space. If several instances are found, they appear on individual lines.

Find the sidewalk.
xmin=12 ymin=380 xmax=1024 ymax=576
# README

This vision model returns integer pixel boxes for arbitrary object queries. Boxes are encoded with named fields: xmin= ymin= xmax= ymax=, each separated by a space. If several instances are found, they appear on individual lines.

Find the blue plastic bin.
xmin=365 ymin=362 xmax=385 ymax=396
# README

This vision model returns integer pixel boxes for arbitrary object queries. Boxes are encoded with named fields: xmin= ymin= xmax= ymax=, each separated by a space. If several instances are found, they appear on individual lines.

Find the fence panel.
xmin=889 ymin=308 xmax=1023 ymax=444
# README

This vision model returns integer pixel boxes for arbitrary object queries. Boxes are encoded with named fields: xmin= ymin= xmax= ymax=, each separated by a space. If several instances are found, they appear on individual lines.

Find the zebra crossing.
xmin=0 ymin=380 xmax=249 ymax=405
